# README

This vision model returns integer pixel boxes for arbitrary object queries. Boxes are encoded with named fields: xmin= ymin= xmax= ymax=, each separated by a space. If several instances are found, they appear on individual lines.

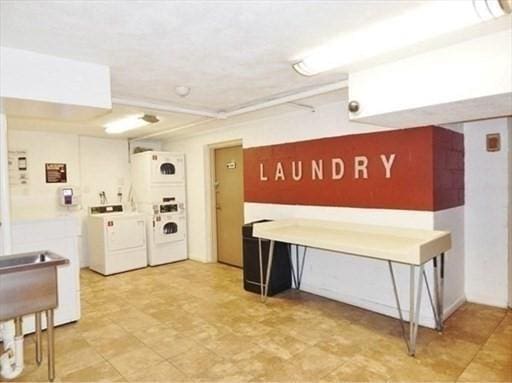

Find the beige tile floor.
xmin=11 ymin=260 xmax=512 ymax=382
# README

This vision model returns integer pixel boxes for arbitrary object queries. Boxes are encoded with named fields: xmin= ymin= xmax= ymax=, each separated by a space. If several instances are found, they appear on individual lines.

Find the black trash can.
xmin=242 ymin=220 xmax=291 ymax=296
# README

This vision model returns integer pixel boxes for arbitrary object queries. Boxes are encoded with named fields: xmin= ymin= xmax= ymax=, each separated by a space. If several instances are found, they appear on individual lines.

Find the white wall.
xmin=464 ymin=118 xmax=510 ymax=308
xmin=433 ymin=206 xmax=465 ymax=313
xmin=164 ymin=101 xmax=466 ymax=327
xmin=8 ymin=130 xmax=81 ymax=219
xmin=7 ymin=129 xmax=131 ymax=267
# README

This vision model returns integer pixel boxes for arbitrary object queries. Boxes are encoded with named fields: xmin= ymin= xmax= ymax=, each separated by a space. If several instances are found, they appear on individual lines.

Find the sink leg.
xmin=35 ymin=312 xmax=42 ymax=365
xmin=46 ymin=310 xmax=55 ymax=382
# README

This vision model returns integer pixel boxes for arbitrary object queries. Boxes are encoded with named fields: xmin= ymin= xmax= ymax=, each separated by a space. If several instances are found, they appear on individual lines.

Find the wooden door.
xmin=214 ymin=145 xmax=244 ymax=267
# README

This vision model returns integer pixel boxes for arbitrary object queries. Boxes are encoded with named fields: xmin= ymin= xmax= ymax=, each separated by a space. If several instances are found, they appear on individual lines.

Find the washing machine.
xmin=87 ymin=204 xmax=147 ymax=275
xmin=139 ymin=201 xmax=188 ymax=266
xmin=131 ymin=151 xmax=185 ymax=203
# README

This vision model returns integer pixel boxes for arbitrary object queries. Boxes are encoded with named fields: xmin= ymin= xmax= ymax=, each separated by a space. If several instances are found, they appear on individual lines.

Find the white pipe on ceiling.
xmin=112 ymin=97 xmax=218 ymax=118
xmin=129 ymin=80 xmax=348 ymax=141
xmin=131 ymin=118 xmax=216 ymax=141
xmin=223 ymin=80 xmax=348 ymax=118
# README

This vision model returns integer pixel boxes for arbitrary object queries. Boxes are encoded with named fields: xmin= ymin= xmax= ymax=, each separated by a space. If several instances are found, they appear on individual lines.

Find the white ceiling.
xmin=5 ymin=104 xmax=201 ymax=138
xmin=5 ymin=89 xmax=347 ymax=140
xmin=0 ymin=0 xmax=421 ymax=112
xmin=1 ymin=1 xmax=508 ymax=139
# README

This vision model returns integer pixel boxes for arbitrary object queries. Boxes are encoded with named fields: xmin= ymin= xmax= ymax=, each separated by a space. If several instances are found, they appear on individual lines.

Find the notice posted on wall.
xmin=8 ymin=150 xmax=29 ymax=186
xmin=45 ymin=163 xmax=67 ymax=183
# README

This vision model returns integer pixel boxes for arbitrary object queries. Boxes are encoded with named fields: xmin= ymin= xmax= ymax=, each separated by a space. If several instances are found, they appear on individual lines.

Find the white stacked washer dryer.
xmin=131 ymin=151 xmax=188 ymax=266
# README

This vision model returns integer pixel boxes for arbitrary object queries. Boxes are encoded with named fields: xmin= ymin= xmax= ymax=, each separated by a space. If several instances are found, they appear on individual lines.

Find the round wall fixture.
xmin=175 ymin=86 xmax=191 ymax=97
xmin=348 ymin=100 xmax=360 ymax=113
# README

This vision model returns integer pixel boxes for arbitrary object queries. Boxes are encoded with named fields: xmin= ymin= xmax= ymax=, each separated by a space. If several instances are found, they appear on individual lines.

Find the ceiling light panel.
xmin=103 ymin=115 xmax=149 ymax=134
xmin=293 ymin=0 xmax=508 ymax=76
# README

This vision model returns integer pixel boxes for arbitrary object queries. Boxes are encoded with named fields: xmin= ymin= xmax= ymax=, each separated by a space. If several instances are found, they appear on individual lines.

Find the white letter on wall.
xmin=292 ymin=161 xmax=302 ymax=181
xmin=380 ymin=154 xmax=396 ymax=179
xmin=354 ymin=156 xmax=368 ymax=179
xmin=311 ymin=160 xmax=323 ymax=180
xmin=331 ymin=158 xmax=345 ymax=180
xmin=275 ymin=162 xmax=285 ymax=181
xmin=259 ymin=163 xmax=268 ymax=181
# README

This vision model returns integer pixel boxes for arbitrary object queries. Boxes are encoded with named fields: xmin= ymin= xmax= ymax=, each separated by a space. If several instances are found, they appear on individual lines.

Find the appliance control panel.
xmin=90 ymin=204 xmax=124 ymax=215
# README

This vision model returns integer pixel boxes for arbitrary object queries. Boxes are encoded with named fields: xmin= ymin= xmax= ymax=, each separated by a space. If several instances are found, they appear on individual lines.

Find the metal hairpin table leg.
xmin=408 ymin=265 xmax=424 ymax=356
xmin=35 ymin=312 xmax=42 ymax=365
xmin=295 ymin=245 xmax=300 ymax=288
xmin=263 ymin=240 xmax=275 ymax=302
xmin=46 ymin=309 xmax=55 ymax=382
xmin=388 ymin=262 xmax=409 ymax=352
xmin=297 ymin=246 xmax=307 ymax=289
xmin=423 ymin=269 xmax=440 ymax=330
xmin=390 ymin=258 xmax=443 ymax=355
xmin=258 ymin=238 xmax=264 ymax=298
xmin=287 ymin=244 xmax=297 ymax=289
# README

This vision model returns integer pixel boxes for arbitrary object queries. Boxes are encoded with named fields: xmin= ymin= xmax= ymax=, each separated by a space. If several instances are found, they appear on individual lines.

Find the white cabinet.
xmin=10 ymin=216 xmax=81 ymax=333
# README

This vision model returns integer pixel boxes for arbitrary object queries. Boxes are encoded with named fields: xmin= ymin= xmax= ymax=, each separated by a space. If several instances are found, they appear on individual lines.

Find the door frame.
xmin=205 ymin=139 xmax=243 ymax=264
xmin=0 ymin=113 xmax=12 ymax=256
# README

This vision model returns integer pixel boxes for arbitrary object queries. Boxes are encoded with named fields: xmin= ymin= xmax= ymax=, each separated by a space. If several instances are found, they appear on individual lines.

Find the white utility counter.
xmin=253 ymin=219 xmax=451 ymax=266
xmin=253 ymin=218 xmax=451 ymax=356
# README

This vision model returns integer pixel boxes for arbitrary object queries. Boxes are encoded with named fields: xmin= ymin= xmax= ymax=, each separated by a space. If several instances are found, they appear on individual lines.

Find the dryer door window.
xmin=163 ymin=222 xmax=178 ymax=234
xmin=160 ymin=163 xmax=175 ymax=175
xmin=151 ymin=155 xmax=184 ymax=183
xmin=154 ymin=216 xmax=186 ymax=244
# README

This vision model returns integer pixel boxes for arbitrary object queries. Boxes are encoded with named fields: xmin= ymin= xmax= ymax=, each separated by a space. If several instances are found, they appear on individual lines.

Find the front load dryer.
xmin=138 ymin=200 xmax=188 ymax=266
xmin=87 ymin=204 xmax=147 ymax=275
xmin=148 ymin=212 xmax=187 ymax=266
xmin=131 ymin=151 xmax=185 ymax=203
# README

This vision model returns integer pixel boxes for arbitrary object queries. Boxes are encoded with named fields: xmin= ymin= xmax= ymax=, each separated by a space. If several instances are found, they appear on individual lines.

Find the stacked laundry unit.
xmin=131 ymin=151 xmax=188 ymax=265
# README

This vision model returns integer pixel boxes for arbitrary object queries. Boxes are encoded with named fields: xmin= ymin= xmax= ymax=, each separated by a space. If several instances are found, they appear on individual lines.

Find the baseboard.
xmin=465 ymin=295 xmax=509 ymax=309
xmin=300 ymin=283 xmax=466 ymax=328
xmin=188 ymin=254 xmax=214 ymax=263
xmin=444 ymin=295 xmax=466 ymax=319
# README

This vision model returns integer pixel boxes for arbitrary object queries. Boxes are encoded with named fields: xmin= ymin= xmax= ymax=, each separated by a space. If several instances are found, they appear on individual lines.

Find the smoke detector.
xmin=175 ymin=86 xmax=191 ymax=98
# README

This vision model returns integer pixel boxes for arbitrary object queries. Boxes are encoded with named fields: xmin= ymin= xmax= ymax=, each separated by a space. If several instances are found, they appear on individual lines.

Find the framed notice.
xmin=45 ymin=163 xmax=67 ymax=183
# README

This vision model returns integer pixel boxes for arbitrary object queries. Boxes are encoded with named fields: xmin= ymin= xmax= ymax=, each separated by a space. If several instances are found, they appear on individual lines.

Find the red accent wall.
xmin=243 ymin=126 xmax=464 ymax=211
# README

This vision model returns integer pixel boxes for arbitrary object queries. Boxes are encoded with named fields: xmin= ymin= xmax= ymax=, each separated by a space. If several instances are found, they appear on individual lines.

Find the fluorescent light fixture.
xmin=104 ymin=115 xmax=149 ymax=134
xmin=293 ymin=0 xmax=510 ymax=76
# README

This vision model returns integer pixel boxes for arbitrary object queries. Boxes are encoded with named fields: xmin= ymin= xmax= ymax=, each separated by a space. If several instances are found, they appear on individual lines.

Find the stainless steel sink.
xmin=0 ymin=251 xmax=68 ymax=275
xmin=0 ymin=250 xmax=69 ymax=381
xmin=0 ymin=251 xmax=68 ymax=321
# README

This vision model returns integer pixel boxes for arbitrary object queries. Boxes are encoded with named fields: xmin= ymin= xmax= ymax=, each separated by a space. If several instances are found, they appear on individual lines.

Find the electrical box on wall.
xmin=486 ymin=133 xmax=500 ymax=152
xmin=58 ymin=186 xmax=80 ymax=207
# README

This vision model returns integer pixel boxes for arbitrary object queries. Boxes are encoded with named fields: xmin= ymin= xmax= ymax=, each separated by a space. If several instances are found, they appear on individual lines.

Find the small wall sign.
xmin=226 ymin=161 xmax=237 ymax=169
xmin=45 ymin=163 xmax=67 ymax=183
xmin=8 ymin=150 xmax=29 ymax=186
xmin=486 ymin=133 xmax=500 ymax=152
